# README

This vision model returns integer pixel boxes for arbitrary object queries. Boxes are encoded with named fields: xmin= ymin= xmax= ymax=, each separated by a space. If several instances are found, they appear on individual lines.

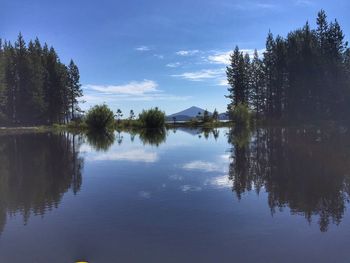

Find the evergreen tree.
xmin=212 ymin=108 xmax=219 ymax=121
xmin=68 ymin=60 xmax=82 ymax=120
xmin=0 ymin=33 xmax=82 ymax=125
xmin=226 ymin=10 xmax=350 ymax=122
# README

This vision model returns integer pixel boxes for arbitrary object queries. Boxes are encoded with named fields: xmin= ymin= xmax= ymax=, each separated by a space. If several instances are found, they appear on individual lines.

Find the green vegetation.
xmin=228 ymin=103 xmax=251 ymax=128
xmin=138 ymin=107 xmax=165 ymax=128
xmin=85 ymin=130 xmax=115 ymax=151
xmin=0 ymin=34 xmax=83 ymax=126
xmin=85 ymin=104 xmax=115 ymax=131
xmin=226 ymin=10 xmax=350 ymax=122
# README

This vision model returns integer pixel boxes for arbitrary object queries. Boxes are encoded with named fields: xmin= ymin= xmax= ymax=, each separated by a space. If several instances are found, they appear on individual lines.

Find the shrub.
xmin=138 ymin=108 xmax=165 ymax=128
xmin=85 ymin=104 xmax=115 ymax=131
xmin=229 ymin=103 xmax=251 ymax=127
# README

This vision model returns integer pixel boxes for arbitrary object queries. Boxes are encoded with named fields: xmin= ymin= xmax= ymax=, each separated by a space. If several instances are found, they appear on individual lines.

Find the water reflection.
xmin=85 ymin=130 xmax=115 ymax=151
xmin=227 ymin=126 xmax=350 ymax=232
xmin=139 ymin=128 xmax=167 ymax=146
xmin=0 ymin=133 xmax=83 ymax=234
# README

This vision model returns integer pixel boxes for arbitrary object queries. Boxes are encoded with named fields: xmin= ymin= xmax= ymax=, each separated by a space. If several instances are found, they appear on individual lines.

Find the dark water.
xmin=0 ymin=126 xmax=349 ymax=262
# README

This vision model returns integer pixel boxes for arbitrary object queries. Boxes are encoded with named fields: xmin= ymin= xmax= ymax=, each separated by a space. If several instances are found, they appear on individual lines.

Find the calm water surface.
xmin=0 ymin=127 xmax=349 ymax=262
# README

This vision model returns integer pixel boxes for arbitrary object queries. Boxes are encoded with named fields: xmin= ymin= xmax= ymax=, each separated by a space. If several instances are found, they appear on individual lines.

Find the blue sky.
xmin=1 ymin=0 xmax=350 ymax=115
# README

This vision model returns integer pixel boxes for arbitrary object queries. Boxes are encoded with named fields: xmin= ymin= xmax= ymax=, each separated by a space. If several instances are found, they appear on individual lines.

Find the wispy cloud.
xmin=208 ymin=49 xmax=265 ymax=65
xmin=172 ymin=69 xmax=223 ymax=82
xmin=85 ymin=80 xmax=159 ymax=95
xmin=154 ymin=54 xmax=164 ymax=59
xmin=230 ymin=2 xmax=279 ymax=11
xmin=208 ymin=51 xmax=232 ymax=65
xmin=176 ymin=50 xmax=200 ymax=56
xmin=166 ymin=62 xmax=181 ymax=68
xmin=135 ymin=46 xmax=151 ymax=52
xmin=82 ymin=80 xmax=191 ymax=105
xmin=295 ymin=0 xmax=314 ymax=6
xmin=218 ymin=78 xmax=229 ymax=86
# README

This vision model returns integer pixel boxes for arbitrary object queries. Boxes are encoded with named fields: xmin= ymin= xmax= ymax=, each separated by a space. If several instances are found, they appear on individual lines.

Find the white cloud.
xmin=135 ymin=46 xmax=151 ymax=51
xmin=218 ymin=78 xmax=229 ymax=86
xmin=176 ymin=50 xmax=199 ymax=56
xmin=166 ymin=62 xmax=181 ymax=68
xmin=231 ymin=2 xmax=278 ymax=11
xmin=208 ymin=51 xmax=232 ymax=65
xmin=172 ymin=69 xmax=223 ymax=82
xmin=295 ymin=0 xmax=313 ymax=6
xmin=208 ymin=49 xmax=265 ymax=65
xmin=89 ymin=149 xmax=158 ymax=163
xmin=85 ymin=80 xmax=159 ymax=95
xmin=154 ymin=54 xmax=164 ymax=59
xmin=182 ymin=160 xmax=222 ymax=172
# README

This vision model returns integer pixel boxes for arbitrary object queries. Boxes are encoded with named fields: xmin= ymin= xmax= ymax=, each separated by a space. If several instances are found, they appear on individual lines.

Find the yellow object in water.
xmin=76 ymin=261 xmax=88 ymax=263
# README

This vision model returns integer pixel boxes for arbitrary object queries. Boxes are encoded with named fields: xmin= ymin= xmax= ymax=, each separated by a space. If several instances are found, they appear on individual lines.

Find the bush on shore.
xmin=138 ymin=108 xmax=165 ymax=128
xmin=85 ymin=104 xmax=115 ymax=131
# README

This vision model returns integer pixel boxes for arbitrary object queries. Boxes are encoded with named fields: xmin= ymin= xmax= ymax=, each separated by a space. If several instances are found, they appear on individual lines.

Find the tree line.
xmin=0 ymin=33 xmax=83 ymax=125
xmin=226 ymin=10 xmax=350 ymax=121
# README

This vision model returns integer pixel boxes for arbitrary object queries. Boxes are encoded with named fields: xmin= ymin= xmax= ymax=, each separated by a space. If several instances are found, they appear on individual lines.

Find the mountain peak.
xmin=168 ymin=106 xmax=206 ymax=118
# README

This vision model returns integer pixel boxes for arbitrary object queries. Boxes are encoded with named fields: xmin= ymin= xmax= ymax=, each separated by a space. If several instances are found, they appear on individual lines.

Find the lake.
xmin=0 ymin=126 xmax=349 ymax=262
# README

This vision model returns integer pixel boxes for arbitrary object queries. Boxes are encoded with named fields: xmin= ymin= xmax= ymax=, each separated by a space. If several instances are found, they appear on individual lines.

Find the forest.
xmin=0 ymin=33 xmax=82 ymax=125
xmin=226 ymin=10 xmax=350 ymax=121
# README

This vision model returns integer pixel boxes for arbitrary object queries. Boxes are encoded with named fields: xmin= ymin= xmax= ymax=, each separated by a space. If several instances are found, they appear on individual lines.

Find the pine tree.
xmin=212 ymin=108 xmax=219 ymax=121
xmin=68 ymin=60 xmax=82 ymax=120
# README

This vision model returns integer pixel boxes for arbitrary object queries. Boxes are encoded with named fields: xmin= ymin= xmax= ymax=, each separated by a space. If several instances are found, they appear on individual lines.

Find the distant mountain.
xmin=166 ymin=106 xmax=229 ymax=121
xmin=168 ymin=106 xmax=208 ymax=118
xmin=218 ymin=112 xmax=229 ymax=120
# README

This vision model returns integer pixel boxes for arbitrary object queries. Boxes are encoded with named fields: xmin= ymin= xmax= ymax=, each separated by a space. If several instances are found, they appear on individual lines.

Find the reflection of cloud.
xmin=181 ymin=185 xmax=202 ymax=192
xmin=182 ymin=160 xmax=221 ymax=172
xmin=89 ymin=149 xmax=158 ymax=163
xmin=169 ymin=174 xmax=183 ymax=181
xmin=207 ymin=175 xmax=232 ymax=188
xmin=138 ymin=191 xmax=151 ymax=199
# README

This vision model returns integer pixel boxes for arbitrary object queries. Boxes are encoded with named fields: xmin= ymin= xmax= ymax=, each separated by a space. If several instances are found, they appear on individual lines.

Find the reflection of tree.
xmin=85 ymin=130 xmax=115 ymax=151
xmin=139 ymin=128 xmax=167 ymax=146
xmin=228 ymin=126 xmax=350 ymax=232
xmin=0 ymin=133 xmax=84 ymax=234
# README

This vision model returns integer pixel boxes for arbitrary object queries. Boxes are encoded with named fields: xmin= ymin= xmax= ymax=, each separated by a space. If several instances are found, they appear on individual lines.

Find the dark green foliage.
xmin=229 ymin=103 xmax=251 ymax=127
xmin=85 ymin=130 xmax=115 ymax=151
xmin=139 ymin=127 xmax=166 ymax=146
xmin=129 ymin=110 xmax=135 ymax=120
xmin=212 ymin=108 xmax=219 ymax=121
xmin=85 ymin=104 xmax=115 ymax=131
xmin=226 ymin=10 xmax=350 ymax=122
xmin=0 ymin=33 xmax=82 ymax=125
xmin=68 ymin=60 xmax=82 ymax=120
xmin=203 ymin=109 xmax=210 ymax=122
xmin=138 ymin=107 xmax=165 ymax=128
